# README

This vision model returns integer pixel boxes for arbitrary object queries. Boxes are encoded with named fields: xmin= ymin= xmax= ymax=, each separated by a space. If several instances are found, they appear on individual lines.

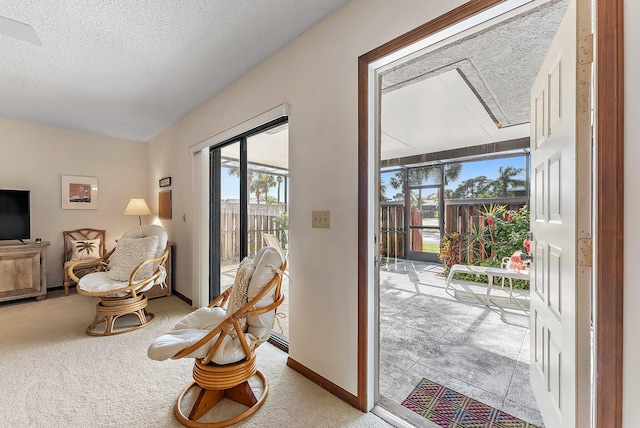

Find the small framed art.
xmin=159 ymin=177 xmax=172 ymax=188
xmin=62 ymin=175 xmax=98 ymax=210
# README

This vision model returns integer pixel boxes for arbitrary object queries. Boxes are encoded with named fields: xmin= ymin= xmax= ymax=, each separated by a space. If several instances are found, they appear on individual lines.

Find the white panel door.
xmin=529 ymin=0 xmax=592 ymax=427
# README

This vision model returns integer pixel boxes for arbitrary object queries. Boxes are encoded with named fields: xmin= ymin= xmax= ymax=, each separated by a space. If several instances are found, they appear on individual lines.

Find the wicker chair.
xmin=62 ymin=228 xmax=107 ymax=296
xmin=68 ymin=225 xmax=169 ymax=336
xmin=148 ymin=246 xmax=285 ymax=427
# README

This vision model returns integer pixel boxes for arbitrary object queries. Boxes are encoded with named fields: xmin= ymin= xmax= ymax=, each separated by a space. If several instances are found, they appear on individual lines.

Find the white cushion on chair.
xmin=148 ymin=246 xmax=284 ymax=364
xmin=78 ymin=271 xmax=157 ymax=295
xmin=121 ymin=225 xmax=168 ymax=258
xmin=225 ymin=257 xmax=255 ymax=333
xmin=147 ymin=307 xmax=256 ymax=364
xmin=107 ymin=235 xmax=159 ymax=281
xmin=246 ymin=246 xmax=284 ymax=343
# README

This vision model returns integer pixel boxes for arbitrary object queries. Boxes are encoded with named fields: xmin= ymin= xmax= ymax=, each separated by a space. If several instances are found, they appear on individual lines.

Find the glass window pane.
xmin=445 ymin=156 xmax=527 ymax=199
xmin=408 ymin=165 xmax=442 ymax=186
xmin=220 ymin=142 xmax=240 ymax=293
xmin=246 ymin=124 xmax=289 ymax=341
xmin=409 ymin=188 xmax=440 ymax=254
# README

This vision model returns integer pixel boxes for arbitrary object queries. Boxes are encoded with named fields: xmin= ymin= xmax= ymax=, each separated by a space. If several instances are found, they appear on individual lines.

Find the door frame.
xmin=356 ymin=1 xmax=624 ymax=427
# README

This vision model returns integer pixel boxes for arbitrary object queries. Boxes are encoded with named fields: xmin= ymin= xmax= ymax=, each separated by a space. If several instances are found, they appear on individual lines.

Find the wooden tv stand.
xmin=0 ymin=241 xmax=50 ymax=303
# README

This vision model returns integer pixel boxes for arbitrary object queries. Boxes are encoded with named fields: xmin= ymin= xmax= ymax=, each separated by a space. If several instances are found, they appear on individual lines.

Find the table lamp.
xmin=124 ymin=198 xmax=151 ymax=225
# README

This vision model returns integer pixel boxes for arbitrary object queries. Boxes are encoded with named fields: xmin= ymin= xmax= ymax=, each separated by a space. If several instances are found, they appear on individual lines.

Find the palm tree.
xmin=389 ymin=164 xmax=462 ymax=194
xmin=226 ymin=166 xmax=260 ymax=203
xmin=451 ymin=176 xmax=492 ymax=198
xmin=493 ymin=166 xmax=525 ymax=197
xmin=277 ymin=176 xmax=283 ymax=205
xmin=253 ymin=173 xmax=276 ymax=204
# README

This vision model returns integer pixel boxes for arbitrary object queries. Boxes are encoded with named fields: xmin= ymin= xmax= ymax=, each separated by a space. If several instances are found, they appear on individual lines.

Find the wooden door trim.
xmin=595 ymin=0 xmax=624 ymax=426
xmin=357 ymin=1 xmax=624 ymax=427
xmin=357 ymin=0 xmax=505 ymax=411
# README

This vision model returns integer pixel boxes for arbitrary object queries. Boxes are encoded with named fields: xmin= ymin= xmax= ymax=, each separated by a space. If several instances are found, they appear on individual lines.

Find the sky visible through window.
xmin=381 ymin=155 xmax=527 ymax=200
xmin=220 ymin=167 xmax=286 ymax=203
xmin=446 ymin=156 xmax=526 ymax=189
xmin=219 ymin=155 xmax=526 ymax=202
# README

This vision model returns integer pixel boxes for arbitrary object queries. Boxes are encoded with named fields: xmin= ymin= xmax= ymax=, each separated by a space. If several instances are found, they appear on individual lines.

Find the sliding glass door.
xmin=216 ymin=142 xmax=241 ymax=294
xmin=210 ymin=119 xmax=290 ymax=343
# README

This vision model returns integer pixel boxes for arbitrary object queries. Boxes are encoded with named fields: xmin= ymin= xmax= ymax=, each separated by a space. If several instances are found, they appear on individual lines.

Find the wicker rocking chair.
xmin=148 ymin=246 xmax=285 ymax=427
xmin=68 ymin=225 xmax=169 ymax=336
xmin=62 ymin=228 xmax=107 ymax=296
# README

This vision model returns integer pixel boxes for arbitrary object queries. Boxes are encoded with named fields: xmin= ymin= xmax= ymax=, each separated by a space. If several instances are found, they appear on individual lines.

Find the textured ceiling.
xmin=0 ymin=0 xmax=348 ymax=141
xmin=381 ymin=0 xmax=568 ymax=161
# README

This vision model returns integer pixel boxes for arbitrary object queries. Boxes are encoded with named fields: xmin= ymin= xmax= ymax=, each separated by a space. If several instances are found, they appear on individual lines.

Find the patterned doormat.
xmin=401 ymin=378 xmax=542 ymax=428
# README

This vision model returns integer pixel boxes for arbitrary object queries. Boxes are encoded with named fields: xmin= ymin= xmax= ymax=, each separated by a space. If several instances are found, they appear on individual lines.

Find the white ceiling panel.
xmin=0 ymin=0 xmax=348 ymax=142
xmin=381 ymin=70 xmax=529 ymax=161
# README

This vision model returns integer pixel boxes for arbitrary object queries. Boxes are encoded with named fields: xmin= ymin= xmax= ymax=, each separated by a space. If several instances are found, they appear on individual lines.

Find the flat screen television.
xmin=0 ymin=189 xmax=30 ymax=241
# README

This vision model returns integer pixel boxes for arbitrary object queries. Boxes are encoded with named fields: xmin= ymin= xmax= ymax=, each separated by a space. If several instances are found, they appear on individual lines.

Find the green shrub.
xmin=439 ymin=205 xmax=531 ymax=289
xmin=482 ymin=206 xmax=530 ymax=263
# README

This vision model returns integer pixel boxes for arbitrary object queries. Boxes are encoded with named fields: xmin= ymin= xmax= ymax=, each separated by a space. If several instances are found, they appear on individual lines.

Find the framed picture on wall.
xmin=159 ymin=190 xmax=172 ymax=219
xmin=61 ymin=175 xmax=98 ymax=210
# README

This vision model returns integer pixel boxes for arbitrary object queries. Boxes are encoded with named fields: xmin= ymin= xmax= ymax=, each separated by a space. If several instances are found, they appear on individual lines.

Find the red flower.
xmin=487 ymin=218 xmax=493 ymax=225
xmin=523 ymin=239 xmax=531 ymax=252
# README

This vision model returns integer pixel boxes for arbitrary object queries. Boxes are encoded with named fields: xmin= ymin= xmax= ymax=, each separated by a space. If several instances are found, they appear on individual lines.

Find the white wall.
xmin=623 ymin=0 xmax=639 ymax=426
xmin=148 ymin=0 xmax=466 ymax=396
xmin=0 ymin=0 xmax=634 ymax=419
xmin=0 ymin=118 xmax=149 ymax=288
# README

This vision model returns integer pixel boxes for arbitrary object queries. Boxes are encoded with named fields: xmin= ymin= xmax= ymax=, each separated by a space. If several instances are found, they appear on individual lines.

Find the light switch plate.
xmin=312 ymin=211 xmax=330 ymax=229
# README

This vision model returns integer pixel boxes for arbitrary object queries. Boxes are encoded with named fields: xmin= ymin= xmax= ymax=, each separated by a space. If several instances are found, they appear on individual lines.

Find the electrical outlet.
xmin=312 ymin=211 xmax=330 ymax=229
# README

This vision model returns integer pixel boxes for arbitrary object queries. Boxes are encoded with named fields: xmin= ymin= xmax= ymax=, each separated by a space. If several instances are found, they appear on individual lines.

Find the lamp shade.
xmin=124 ymin=198 xmax=151 ymax=216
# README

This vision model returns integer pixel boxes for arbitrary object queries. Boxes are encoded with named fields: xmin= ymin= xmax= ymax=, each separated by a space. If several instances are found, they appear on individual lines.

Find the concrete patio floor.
xmin=378 ymin=259 xmax=543 ymax=427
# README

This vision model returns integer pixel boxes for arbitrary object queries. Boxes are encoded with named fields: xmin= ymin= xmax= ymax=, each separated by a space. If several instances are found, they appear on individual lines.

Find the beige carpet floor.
xmin=0 ymin=290 xmax=390 ymax=428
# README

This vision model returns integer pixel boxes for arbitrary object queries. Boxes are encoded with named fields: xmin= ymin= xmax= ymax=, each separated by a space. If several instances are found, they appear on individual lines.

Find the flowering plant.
xmin=439 ymin=232 xmax=462 ymax=271
xmin=481 ymin=205 xmax=530 ymax=262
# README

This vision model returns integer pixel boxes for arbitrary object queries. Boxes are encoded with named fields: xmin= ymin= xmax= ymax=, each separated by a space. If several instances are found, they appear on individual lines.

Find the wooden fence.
xmin=380 ymin=202 xmax=406 ymax=259
xmin=220 ymin=202 xmax=286 ymax=265
xmin=380 ymin=197 xmax=527 ymax=261
xmin=444 ymin=197 xmax=527 ymax=263
xmin=444 ymin=197 xmax=527 ymax=235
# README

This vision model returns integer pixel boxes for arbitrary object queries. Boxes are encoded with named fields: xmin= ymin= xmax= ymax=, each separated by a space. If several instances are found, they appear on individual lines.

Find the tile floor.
xmin=378 ymin=259 xmax=544 ymax=426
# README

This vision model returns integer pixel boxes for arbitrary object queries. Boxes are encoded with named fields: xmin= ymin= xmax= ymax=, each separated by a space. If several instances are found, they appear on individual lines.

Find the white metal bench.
xmin=446 ymin=263 xmax=530 ymax=298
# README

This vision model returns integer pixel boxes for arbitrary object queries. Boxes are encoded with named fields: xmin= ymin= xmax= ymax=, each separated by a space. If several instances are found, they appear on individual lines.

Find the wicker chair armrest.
xmin=172 ymin=261 xmax=287 ymax=363
xmin=208 ymin=287 xmax=233 ymax=309
xmin=77 ymin=249 xmax=169 ymax=298
xmin=127 ymin=249 xmax=169 ymax=286
xmin=172 ymin=318 xmax=233 ymax=360
xmin=66 ymin=248 xmax=114 ymax=283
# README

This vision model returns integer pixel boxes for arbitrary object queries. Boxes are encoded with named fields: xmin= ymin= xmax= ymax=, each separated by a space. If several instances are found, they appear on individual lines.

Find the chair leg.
xmin=175 ymin=370 xmax=269 ymax=428
xmin=63 ymin=272 xmax=71 ymax=296
xmin=189 ymin=388 xmax=225 ymax=421
xmin=84 ymin=295 xmax=155 ymax=336
xmin=187 ymin=381 xmax=258 ymax=421
xmin=224 ymin=381 xmax=258 ymax=407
